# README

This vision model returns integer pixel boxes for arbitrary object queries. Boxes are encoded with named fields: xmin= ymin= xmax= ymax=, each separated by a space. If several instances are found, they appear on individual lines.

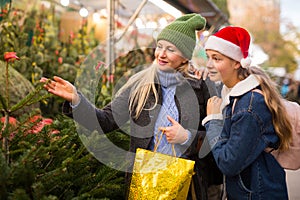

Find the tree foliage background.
xmin=0 ymin=0 xmax=154 ymax=199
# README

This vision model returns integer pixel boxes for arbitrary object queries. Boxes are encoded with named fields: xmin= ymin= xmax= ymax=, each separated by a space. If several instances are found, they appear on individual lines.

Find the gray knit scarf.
xmin=151 ymin=69 xmax=184 ymax=156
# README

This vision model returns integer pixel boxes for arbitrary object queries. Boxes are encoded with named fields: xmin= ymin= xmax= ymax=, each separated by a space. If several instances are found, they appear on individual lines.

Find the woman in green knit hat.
xmin=41 ymin=13 xmax=222 ymax=199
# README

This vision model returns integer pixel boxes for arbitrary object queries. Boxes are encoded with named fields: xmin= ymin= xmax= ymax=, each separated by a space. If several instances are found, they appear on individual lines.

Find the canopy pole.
xmin=116 ymin=0 xmax=148 ymax=42
xmin=106 ymin=0 xmax=115 ymax=80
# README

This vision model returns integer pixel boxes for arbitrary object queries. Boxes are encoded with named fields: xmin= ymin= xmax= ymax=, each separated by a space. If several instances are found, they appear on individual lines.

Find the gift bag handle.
xmin=153 ymin=129 xmax=177 ymax=157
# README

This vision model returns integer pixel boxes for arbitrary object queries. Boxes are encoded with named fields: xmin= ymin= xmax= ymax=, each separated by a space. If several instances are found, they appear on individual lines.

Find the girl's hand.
xmin=207 ymin=96 xmax=222 ymax=115
xmin=194 ymin=67 xmax=209 ymax=80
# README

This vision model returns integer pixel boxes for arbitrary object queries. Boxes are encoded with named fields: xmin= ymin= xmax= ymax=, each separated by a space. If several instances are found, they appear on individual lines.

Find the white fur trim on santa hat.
xmin=205 ymin=36 xmax=244 ymax=62
xmin=241 ymin=57 xmax=251 ymax=68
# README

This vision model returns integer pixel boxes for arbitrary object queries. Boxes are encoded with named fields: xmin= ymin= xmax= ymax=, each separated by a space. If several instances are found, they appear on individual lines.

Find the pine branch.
xmin=0 ymin=93 xmax=7 ymax=111
xmin=10 ymin=81 xmax=50 ymax=113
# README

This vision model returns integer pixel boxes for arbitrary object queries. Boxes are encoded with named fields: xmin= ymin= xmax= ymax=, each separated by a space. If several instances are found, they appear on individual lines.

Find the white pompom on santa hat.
xmin=204 ymin=26 xmax=252 ymax=68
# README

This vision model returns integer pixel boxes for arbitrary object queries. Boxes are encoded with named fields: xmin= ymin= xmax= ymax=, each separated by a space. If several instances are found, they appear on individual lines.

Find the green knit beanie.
xmin=156 ymin=13 xmax=206 ymax=60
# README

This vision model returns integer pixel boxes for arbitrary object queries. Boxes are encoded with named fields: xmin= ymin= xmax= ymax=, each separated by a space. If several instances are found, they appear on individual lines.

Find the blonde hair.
xmin=238 ymin=66 xmax=292 ymax=151
xmin=116 ymin=62 xmax=190 ymax=119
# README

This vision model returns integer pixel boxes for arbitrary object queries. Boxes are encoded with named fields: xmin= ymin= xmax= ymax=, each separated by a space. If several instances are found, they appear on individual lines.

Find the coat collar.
xmin=220 ymin=74 xmax=260 ymax=111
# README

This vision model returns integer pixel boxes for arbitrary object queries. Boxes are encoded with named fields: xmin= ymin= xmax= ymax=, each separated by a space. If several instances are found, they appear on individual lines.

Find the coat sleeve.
xmin=62 ymin=89 xmax=130 ymax=134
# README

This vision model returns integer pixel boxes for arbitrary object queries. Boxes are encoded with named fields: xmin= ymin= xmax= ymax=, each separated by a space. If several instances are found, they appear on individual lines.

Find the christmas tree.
xmin=0 ymin=1 xmax=155 ymax=199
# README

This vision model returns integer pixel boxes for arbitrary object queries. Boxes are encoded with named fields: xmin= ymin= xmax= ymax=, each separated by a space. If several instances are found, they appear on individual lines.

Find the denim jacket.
xmin=203 ymin=75 xmax=288 ymax=200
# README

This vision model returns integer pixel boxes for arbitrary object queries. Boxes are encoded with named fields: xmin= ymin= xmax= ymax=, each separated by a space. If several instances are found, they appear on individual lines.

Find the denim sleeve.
xmin=204 ymin=119 xmax=224 ymax=148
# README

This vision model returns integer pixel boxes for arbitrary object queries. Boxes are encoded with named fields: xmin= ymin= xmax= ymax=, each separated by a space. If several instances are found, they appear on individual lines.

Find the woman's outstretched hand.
xmin=40 ymin=76 xmax=80 ymax=105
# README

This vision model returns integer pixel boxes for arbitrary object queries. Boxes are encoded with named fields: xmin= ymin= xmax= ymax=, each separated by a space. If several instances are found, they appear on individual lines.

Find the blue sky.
xmin=280 ymin=0 xmax=300 ymax=30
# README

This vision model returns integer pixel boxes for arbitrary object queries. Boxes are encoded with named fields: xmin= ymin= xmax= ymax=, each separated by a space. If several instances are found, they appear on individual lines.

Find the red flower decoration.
xmin=108 ymin=74 xmax=114 ymax=83
xmin=95 ymin=61 xmax=106 ymax=70
xmin=0 ymin=116 xmax=18 ymax=126
xmin=26 ymin=115 xmax=53 ymax=134
xmin=4 ymin=52 xmax=20 ymax=62
xmin=102 ymin=74 xmax=107 ymax=83
xmin=58 ymin=57 xmax=63 ymax=64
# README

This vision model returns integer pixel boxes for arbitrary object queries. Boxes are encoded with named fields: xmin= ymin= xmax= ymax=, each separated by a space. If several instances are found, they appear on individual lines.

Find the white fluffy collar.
xmin=220 ymin=74 xmax=260 ymax=111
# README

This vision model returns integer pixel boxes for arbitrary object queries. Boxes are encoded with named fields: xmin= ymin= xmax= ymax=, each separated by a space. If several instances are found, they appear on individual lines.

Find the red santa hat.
xmin=204 ymin=26 xmax=252 ymax=68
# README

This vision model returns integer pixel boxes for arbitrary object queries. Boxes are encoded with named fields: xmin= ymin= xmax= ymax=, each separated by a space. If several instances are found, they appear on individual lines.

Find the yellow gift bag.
xmin=128 ymin=131 xmax=195 ymax=200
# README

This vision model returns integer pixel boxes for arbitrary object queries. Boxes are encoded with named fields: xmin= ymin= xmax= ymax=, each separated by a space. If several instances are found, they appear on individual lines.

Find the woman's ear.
xmin=182 ymin=59 xmax=189 ymax=64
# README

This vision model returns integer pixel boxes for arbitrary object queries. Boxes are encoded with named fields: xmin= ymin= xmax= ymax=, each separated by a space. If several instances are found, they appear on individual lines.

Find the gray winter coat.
xmin=62 ymin=77 xmax=222 ymax=200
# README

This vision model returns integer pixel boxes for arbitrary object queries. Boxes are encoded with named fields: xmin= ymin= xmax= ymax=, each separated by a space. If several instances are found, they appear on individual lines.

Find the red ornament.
xmin=4 ymin=52 xmax=19 ymax=62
